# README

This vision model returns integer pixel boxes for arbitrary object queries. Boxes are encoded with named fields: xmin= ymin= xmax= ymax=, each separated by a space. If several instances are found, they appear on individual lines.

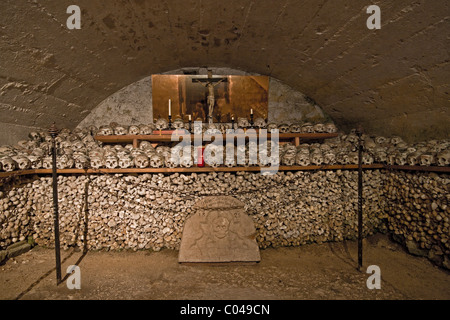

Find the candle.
xmin=250 ymin=108 xmax=253 ymax=115
xmin=188 ymin=114 xmax=191 ymax=121
xmin=168 ymin=99 xmax=171 ymax=116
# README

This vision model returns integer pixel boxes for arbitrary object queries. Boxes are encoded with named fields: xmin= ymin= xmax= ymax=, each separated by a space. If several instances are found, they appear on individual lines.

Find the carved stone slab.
xmin=178 ymin=196 xmax=261 ymax=263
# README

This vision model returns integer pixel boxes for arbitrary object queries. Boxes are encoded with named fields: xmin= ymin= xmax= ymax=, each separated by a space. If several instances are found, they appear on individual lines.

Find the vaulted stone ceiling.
xmin=0 ymin=0 xmax=449 ymax=144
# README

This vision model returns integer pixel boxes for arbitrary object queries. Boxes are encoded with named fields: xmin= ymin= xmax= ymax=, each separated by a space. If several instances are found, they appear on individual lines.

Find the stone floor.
xmin=1 ymin=234 xmax=449 ymax=300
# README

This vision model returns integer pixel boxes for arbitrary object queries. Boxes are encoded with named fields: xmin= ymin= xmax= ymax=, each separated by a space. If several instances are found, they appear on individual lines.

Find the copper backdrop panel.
xmin=152 ymin=75 xmax=269 ymax=123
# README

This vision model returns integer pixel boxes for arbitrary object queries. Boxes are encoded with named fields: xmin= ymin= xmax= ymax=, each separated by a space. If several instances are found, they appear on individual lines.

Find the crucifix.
xmin=192 ymin=70 xmax=227 ymax=124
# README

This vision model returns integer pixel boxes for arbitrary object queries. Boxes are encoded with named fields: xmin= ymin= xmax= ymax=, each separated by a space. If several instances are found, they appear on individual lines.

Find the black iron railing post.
xmin=49 ymin=123 xmax=62 ymax=284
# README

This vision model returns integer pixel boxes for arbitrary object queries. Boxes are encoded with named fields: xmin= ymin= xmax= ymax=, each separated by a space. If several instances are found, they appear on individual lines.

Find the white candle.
xmin=250 ymin=108 xmax=253 ymax=115
xmin=168 ymin=99 xmax=171 ymax=116
xmin=188 ymin=114 xmax=191 ymax=121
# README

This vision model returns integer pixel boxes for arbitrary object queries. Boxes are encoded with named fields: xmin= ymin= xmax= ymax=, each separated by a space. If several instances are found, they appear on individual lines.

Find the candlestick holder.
xmin=188 ymin=119 xmax=192 ymax=133
xmin=231 ymin=118 xmax=235 ymax=131
xmin=168 ymin=115 xmax=172 ymax=130
xmin=250 ymin=113 xmax=254 ymax=128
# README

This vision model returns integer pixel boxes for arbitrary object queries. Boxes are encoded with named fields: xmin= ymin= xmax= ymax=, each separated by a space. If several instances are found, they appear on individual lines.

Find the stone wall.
xmin=0 ymin=170 xmax=448 ymax=268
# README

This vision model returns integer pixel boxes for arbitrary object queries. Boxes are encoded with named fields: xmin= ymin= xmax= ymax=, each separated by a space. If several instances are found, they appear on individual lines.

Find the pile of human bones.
xmin=0 ymin=118 xmax=449 ymax=172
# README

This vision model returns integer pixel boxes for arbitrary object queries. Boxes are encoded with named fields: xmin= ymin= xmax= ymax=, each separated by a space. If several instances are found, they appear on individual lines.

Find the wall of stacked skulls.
xmin=0 ymin=122 xmax=448 ymax=269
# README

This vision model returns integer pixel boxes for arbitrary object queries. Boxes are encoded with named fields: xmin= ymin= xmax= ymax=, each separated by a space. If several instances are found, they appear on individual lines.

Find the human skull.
xmin=193 ymin=122 xmax=204 ymax=135
xmin=42 ymin=156 xmax=53 ymax=169
xmin=310 ymin=151 xmax=324 ymax=165
xmin=139 ymin=124 xmax=153 ymax=135
xmin=374 ymin=136 xmax=387 ymax=145
xmin=390 ymin=136 xmax=404 ymax=146
xmin=386 ymin=153 xmax=396 ymax=166
xmin=277 ymin=123 xmax=290 ymax=133
xmin=90 ymin=156 xmax=103 ymax=169
xmin=134 ymin=154 xmax=150 ymax=168
xmin=204 ymin=144 xmax=223 ymax=167
xmin=406 ymin=152 xmax=421 ymax=166
xmin=313 ymin=123 xmax=325 ymax=133
xmin=57 ymin=154 xmax=74 ymax=169
xmin=113 ymin=125 xmax=127 ymax=135
xmin=218 ymin=123 xmax=232 ymax=134
xmin=336 ymin=152 xmax=350 ymax=165
xmin=323 ymin=151 xmax=336 ymax=165
xmin=295 ymin=152 xmax=310 ymax=166
xmin=301 ymin=122 xmax=314 ymax=133
xmin=118 ymin=155 xmax=133 ymax=169
xmin=395 ymin=152 xmax=408 ymax=166
xmin=324 ymin=123 xmax=338 ymax=133
xmin=237 ymin=117 xmax=249 ymax=129
xmin=267 ymin=123 xmax=278 ymax=133
xmin=250 ymin=117 xmax=264 ymax=129
xmin=155 ymin=118 xmax=168 ymax=131
xmin=172 ymin=117 xmax=185 ymax=130
xmin=281 ymin=153 xmax=295 ymax=166
xmin=74 ymin=155 xmax=90 ymax=169
xmin=165 ymin=153 xmax=180 ymax=168
xmin=374 ymin=150 xmax=387 ymax=163
xmin=149 ymin=154 xmax=163 ymax=168
xmin=419 ymin=154 xmax=434 ymax=166
xmin=436 ymin=150 xmax=450 ymax=166
xmin=289 ymin=123 xmax=302 ymax=133
xmin=28 ymin=131 xmax=42 ymax=142
xmin=180 ymin=155 xmax=193 ymax=168
xmin=0 ymin=157 xmax=16 ymax=172
xmin=97 ymin=125 xmax=114 ymax=136
xmin=362 ymin=153 xmax=374 ymax=165
xmin=28 ymin=155 xmax=43 ymax=169
xmin=128 ymin=125 xmax=140 ymax=135
xmin=12 ymin=155 xmax=31 ymax=170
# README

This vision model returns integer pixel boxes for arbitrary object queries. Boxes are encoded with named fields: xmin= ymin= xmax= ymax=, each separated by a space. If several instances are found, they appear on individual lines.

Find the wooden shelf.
xmin=94 ymin=132 xmax=339 ymax=147
xmin=1 ymin=164 xmax=448 ymax=179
